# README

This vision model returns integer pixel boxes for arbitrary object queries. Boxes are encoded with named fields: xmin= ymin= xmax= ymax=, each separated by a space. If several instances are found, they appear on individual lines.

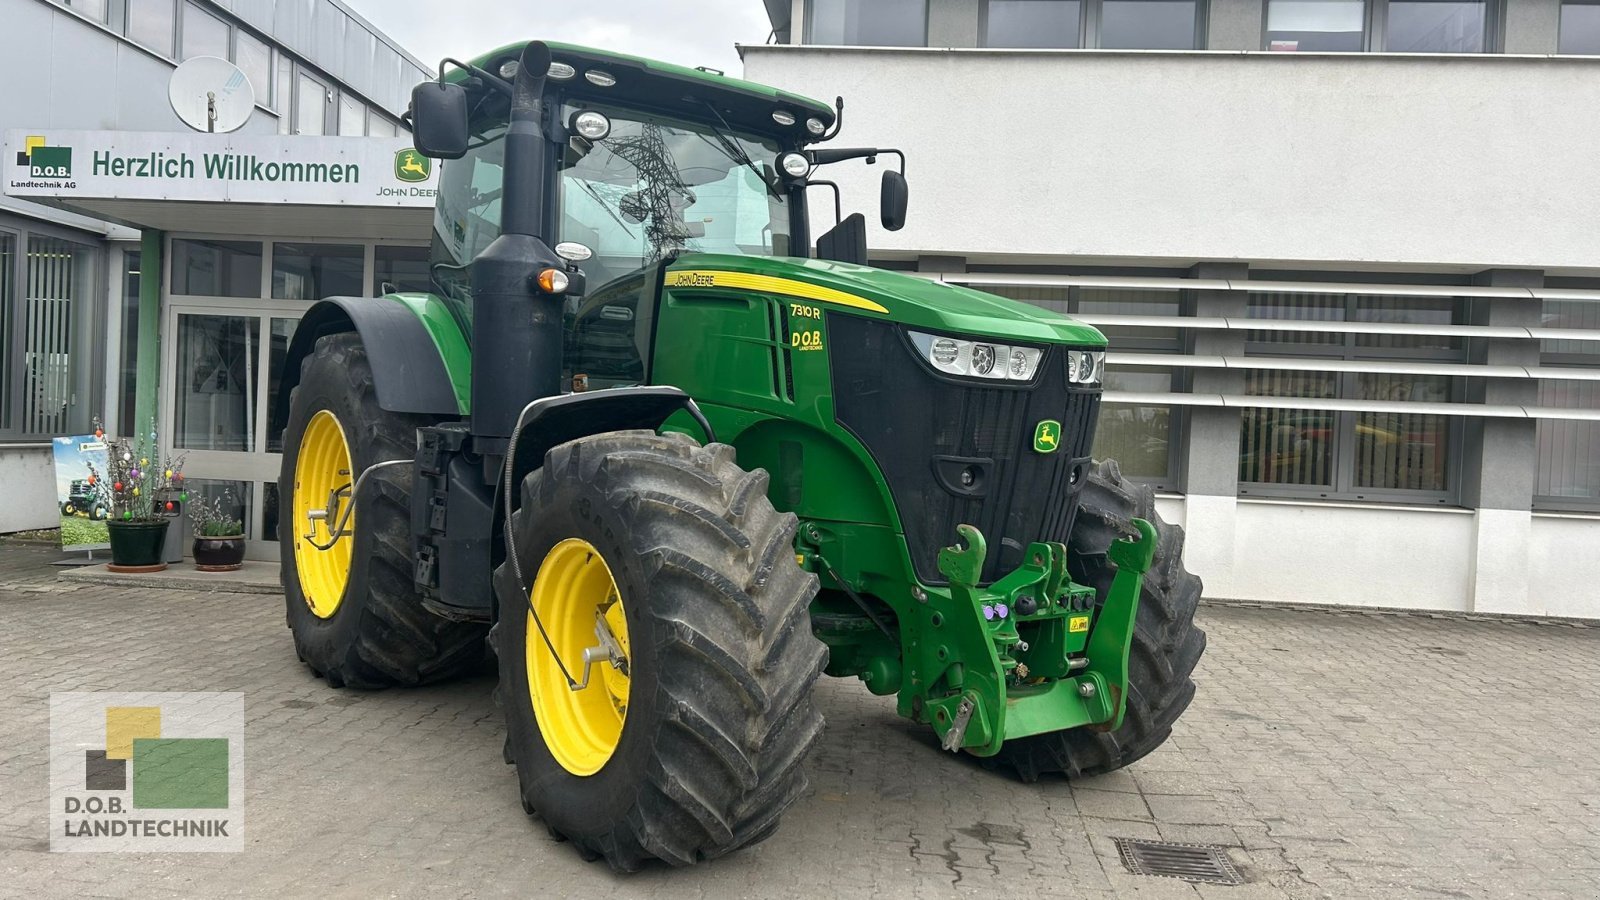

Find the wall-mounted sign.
xmin=4 ymin=130 xmax=440 ymax=207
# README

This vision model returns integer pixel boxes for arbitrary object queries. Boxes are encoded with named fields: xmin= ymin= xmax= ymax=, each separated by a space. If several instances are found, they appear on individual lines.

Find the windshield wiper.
xmin=697 ymin=100 xmax=782 ymax=200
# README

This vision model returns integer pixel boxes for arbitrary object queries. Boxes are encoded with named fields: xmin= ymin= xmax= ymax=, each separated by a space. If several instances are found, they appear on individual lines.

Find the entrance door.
xmin=160 ymin=237 xmax=426 ymax=561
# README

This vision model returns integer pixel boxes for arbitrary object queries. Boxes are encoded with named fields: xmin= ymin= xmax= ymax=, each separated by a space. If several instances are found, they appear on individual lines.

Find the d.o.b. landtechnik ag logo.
xmin=49 ymin=692 xmax=243 ymax=852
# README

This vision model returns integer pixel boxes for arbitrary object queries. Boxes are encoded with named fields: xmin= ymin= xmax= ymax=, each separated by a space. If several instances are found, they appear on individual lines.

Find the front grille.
xmin=829 ymin=315 xmax=1100 ymax=585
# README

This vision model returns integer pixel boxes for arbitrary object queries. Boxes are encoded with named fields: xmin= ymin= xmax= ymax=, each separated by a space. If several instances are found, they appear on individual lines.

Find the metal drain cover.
xmin=1114 ymin=837 xmax=1245 ymax=885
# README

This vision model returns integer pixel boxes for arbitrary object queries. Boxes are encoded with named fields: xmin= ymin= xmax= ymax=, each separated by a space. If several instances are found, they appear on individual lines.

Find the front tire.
xmin=279 ymin=332 xmax=486 ymax=689
xmin=495 ymin=431 xmax=825 ymax=871
xmin=994 ymin=458 xmax=1206 ymax=781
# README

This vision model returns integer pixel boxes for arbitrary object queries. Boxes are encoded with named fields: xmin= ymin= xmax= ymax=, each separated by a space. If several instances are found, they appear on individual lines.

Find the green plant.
xmin=189 ymin=488 xmax=244 ymax=538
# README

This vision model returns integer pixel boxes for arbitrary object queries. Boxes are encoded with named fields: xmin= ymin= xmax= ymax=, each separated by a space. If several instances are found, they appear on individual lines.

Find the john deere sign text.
xmin=4 ymin=130 xmax=438 ymax=207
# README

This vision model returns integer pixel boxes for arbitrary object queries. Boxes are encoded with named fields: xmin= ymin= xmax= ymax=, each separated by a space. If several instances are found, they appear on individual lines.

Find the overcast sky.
xmin=346 ymin=0 xmax=775 ymax=78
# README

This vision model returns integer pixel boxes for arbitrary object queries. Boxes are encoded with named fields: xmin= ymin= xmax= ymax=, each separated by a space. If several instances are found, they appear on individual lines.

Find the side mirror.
xmin=409 ymin=82 xmax=469 ymax=159
xmin=881 ymin=170 xmax=908 ymax=232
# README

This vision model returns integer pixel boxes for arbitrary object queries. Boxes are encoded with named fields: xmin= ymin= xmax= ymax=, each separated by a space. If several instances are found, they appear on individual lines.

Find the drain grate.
xmin=1114 ymin=838 xmax=1245 ymax=885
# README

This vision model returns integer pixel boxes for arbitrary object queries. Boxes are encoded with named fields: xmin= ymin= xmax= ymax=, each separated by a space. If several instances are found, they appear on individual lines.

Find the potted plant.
xmin=190 ymin=489 xmax=246 ymax=572
xmin=100 ymin=420 xmax=186 ymax=572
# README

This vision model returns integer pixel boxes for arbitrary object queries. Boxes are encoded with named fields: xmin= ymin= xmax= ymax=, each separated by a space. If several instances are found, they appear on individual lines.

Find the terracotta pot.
xmin=192 ymin=535 xmax=246 ymax=572
xmin=107 ymin=519 xmax=170 ymax=570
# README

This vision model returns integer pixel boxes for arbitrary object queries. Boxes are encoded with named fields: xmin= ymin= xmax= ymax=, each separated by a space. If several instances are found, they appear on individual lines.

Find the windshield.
xmin=430 ymin=103 xmax=794 ymax=314
xmin=557 ymin=102 xmax=792 ymax=290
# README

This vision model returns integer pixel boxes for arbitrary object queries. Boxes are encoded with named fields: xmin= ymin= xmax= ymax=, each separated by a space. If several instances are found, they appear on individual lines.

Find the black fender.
xmin=272 ymin=298 xmax=463 ymax=439
xmin=486 ymin=386 xmax=715 ymax=621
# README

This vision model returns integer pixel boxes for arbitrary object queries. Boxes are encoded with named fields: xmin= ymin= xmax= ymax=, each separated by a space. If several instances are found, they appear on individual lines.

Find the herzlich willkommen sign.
xmin=4 ymin=130 xmax=439 ymax=207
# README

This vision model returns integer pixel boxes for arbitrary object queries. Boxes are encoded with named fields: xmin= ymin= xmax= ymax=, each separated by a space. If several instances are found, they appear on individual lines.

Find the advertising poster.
xmin=52 ymin=434 xmax=111 ymax=551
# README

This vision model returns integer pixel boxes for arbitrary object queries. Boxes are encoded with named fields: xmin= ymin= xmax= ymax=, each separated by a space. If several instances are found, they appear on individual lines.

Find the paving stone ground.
xmin=1 ymin=540 xmax=1597 ymax=899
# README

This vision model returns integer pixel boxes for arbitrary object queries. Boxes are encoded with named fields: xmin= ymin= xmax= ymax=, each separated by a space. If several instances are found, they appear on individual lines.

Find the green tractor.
xmin=276 ymin=40 xmax=1204 ymax=871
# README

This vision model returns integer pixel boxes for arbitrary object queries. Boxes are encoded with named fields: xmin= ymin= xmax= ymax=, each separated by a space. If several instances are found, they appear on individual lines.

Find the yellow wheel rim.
xmin=292 ymin=409 xmax=355 ymax=619
xmin=526 ymin=538 xmax=631 ymax=776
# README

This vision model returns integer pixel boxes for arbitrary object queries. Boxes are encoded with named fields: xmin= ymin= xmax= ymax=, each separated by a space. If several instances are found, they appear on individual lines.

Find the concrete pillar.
xmin=928 ymin=0 xmax=981 ymax=47
xmin=1463 ymin=268 xmax=1542 ymax=614
xmin=1207 ymin=0 xmax=1265 ymax=50
xmin=1176 ymin=262 xmax=1248 ymax=598
xmin=1502 ymin=0 xmax=1562 ymax=54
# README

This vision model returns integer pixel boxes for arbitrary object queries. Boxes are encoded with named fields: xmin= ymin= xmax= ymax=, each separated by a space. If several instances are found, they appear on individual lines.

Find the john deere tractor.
xmin=276 ymin=40 xmax=1204 ymax=871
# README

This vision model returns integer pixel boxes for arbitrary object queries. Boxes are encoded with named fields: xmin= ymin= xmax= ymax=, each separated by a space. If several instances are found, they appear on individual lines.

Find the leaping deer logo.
xmin=394 ymin=149 xmax=431 ymax=183
xmin=1034 ymin=420 xmax=1061 ymax=453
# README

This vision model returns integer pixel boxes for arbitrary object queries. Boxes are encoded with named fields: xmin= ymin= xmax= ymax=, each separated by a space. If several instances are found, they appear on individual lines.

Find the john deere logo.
xmin=17 ymin=135 xmax=72 ymax=178
xmin=1033 ymin=419 xmax=1062 ymax=454
xmin=394 ymin=148 xmax=430 ymax=183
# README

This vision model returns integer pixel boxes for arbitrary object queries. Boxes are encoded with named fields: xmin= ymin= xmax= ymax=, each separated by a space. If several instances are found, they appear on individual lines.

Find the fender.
xmin=272 ymin=296 xmax=467 ymax=438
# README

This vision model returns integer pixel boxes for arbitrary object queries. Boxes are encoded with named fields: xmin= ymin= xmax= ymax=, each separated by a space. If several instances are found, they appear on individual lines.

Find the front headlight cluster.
xmin=910 ymin=331 xmax=1044 ymax=381
xmin=1067 ymin=349 xmax=1106 ymax=385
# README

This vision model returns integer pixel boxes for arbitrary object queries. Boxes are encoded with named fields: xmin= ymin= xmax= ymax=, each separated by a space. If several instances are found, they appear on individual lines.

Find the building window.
xmin=1100 ymin=0 xmax=1202 ymax=49
xmin=367 ymin=114 xmax=397 ymax=138
xmin=180 ymin=1 xmax=229 ymax=61
xmin=234 ymin=31 xmax=272 ymax=108
xmin=172 ymin=239 xmax=261 ymax=298
xmin=338 ymin=93 xmax=366 ymax=137
xmin=1386 ymin=0 xmax=1486 ymax=52
xmin=982 ymin=0 xmax=1201 ymax=49
xmin=1239 ymin=292 xmax=1462 ymax=503
xmin=58 ymin=0 xmax=109 ymax=23
xmin=984 ymin=0 xmax=1084 ymax=47
xmin=808 ymin=0 xmax=928 ymax=46
xmin=373 ymin=246 xmax=430 ymax=296
xmin=295 ymin=73 xmax=329 ymax=135
xmin=1267 ymin=0 xmax=1490 ymax=52
xmin=117 ymin=251 xmax=140 ymax=436
xmin=1534 ymin=299 xmax=1600 ymax=510
xmin=127 ymin=0 xmax=177 ymax=57
xmin=1560 ymin=0 xmax=1600 ymax=54
xmin=271 ymin=243 xmax=363 ymax=301
xmin=275 ymin=54 xmax=294 ymax=131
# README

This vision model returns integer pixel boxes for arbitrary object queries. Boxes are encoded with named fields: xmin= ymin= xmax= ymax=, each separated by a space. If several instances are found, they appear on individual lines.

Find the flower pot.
xmin=192 ymin=535 xmax=246 ymax=572
xmin=106 ymin=519 xmax=171 ymax=571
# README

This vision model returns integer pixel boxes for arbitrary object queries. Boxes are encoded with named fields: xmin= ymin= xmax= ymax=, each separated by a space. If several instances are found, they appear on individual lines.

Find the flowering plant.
xmin=92 ymin=418 xmax=187 ymax=523
xmin=189 ymin=488 xmax=244 ymax=538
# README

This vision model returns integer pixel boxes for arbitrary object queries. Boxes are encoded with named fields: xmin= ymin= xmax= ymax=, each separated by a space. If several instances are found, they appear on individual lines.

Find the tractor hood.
xmin=664 ymin=254 xmax=1107 ymax=347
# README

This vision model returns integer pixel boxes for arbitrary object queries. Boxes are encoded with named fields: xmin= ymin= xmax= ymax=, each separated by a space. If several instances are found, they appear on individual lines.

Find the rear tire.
xmin=280 ymin=332 xmax=486 ymax=689
xmin=993 ymin=458 xmax=1206 ymax=781
xmin=495 ymin=431 xmax=825 ymax=871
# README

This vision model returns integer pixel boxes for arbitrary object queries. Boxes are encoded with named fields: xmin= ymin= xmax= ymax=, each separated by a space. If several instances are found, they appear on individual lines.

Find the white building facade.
xmin=746 ymin=0 xmax=1600 ymax=617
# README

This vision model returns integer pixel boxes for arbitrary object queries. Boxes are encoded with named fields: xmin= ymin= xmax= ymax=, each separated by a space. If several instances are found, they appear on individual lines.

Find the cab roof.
xmin=459 ymin=41 xmax=836 ymax=142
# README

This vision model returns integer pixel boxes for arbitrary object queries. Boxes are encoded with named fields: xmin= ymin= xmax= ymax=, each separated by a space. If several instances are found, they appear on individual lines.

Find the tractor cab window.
xmin=557 ymin=102 xmax=791 ymax=291
xmin=558 ymin=103 xmax=793 ymax=389
xmin=430 ymin=123 xmax=508 ymax=317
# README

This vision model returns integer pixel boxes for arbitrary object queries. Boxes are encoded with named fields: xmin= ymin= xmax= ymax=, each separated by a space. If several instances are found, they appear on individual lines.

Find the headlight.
xmin=910 ymin=331 xmax=1044 ymax=381
xmin=805 ymin=117 xmax=827 ymax=135
xmin=1066 ymin=349 xmax=1106 ymax=385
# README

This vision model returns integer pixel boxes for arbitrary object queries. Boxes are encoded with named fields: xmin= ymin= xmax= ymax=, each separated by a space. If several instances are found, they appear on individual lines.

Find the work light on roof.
xmin=585 ymin=69 xmax=617 ymax=87
xmin=547 ymin=61 xmax=576 ymax=80
xmin=778 ymin=152 xmax=809 ymax=178
xmin=806 ymin=117 xmax=826 ymax=136
xmin=771 ymin=110 xmax=796 ymax=126
xmin=499 ymin=59 xmax=520 ymax=79
xmin=571 ymin=110 xmax=611 ymax=141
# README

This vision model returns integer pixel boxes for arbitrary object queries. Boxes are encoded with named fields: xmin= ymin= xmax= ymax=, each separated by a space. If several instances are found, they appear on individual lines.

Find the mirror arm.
xmin=804 ymin=180 xmax=844 ymax=227
xmin=807 ymin=146 xmax=905 ymax=175
xmin=438 ymin=58 xmax=514 ymax=97
xmin=820 ymin=96 xmax=844 ymax=141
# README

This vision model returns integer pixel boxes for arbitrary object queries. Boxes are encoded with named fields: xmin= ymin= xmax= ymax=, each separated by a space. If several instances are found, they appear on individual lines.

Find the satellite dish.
xmin=169 ymin=56 xmax=255 ymax=134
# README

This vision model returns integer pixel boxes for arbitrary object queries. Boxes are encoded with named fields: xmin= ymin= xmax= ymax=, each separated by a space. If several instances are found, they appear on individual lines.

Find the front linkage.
xmin=905 ymin=520 xmax=1158 ymax=756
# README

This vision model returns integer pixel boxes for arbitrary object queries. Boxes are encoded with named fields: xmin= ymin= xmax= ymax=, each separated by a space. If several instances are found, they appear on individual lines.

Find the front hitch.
xmin=919 ymin=519 xmax=1157 ymax=755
